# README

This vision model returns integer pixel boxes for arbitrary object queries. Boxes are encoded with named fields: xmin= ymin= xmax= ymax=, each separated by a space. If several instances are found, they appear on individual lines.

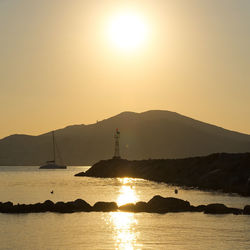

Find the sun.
xmin=108 ymin=11 xmax=148 ymax=51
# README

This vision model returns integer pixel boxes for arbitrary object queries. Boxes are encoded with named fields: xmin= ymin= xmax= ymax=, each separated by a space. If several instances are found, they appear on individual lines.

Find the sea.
xmin=0 ymin=166 xmax=250 ymax=250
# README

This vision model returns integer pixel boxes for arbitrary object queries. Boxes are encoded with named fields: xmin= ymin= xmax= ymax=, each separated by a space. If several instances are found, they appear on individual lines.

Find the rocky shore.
xmin=75 ymin=153 xmax=250 ymax=196
xmin=1 ymin=195 xmax=250 ymax=215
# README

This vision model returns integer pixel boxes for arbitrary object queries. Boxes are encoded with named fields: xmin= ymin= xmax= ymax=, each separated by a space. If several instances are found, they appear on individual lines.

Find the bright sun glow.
xmin=108 ymin=12 xmax=148 ymax=51
xmin=116 ymin=178 xmax=139 ymax=206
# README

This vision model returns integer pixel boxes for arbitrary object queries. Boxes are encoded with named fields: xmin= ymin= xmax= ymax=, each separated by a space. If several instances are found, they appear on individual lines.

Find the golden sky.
xmin=0 ymin=0 xmax=250 ymax=138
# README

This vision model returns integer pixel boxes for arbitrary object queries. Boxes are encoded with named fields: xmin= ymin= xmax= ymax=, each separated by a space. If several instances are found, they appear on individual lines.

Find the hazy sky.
xmin=0 ymin=0 xmax=250 ymax=138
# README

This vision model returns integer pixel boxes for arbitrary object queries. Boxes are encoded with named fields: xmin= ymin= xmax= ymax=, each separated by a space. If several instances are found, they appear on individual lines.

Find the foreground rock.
xmin=75 ymin=153 xmax=250 ymax=196
xmin=0 ymin=195 xmax=247 ymax=215
xmin=93 ymin=202 xmax=118 ymax=212
xmin=204 ymin=203 xmax=242 ymax=215
xmin=119 ymin=201 xmax=149 ymax=212
xmin=147 ymin=195 xmax=190 ymax=213
xmin=0 ymin=199 xmax=92 ymax=213
xmin=118 ymin=196 xmax=191 ymax=213
xmin=243 ymin=205 xmax=250 ymax=215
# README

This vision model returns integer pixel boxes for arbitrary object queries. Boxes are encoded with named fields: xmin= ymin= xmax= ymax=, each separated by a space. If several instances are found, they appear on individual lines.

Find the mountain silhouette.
xmin=0 ymin=110 xmax=250 ymax=165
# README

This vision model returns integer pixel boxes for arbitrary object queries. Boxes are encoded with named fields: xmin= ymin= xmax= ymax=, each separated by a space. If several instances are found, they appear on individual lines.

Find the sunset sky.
xmin=0 ymin=0 xmax=250 ymax=139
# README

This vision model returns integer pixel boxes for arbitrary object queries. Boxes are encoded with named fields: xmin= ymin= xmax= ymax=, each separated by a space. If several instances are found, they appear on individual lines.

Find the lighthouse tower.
xmin=113 ymin=128 xmax=121 ymax=159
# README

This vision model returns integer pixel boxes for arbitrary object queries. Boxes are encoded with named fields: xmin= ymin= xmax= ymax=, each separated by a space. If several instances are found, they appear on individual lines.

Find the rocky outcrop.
xmin=76 ymin=153 xmax=250 ymax=196
xmin=0 ymin=196 xmax=247 ymax=215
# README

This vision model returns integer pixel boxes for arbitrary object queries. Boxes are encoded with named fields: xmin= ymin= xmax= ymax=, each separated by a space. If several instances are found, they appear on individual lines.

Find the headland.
xmin=75 ymin=153 xmax=250 ymax=196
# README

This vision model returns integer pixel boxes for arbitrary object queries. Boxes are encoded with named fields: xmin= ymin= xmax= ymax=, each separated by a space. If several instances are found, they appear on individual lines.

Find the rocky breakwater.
xmin=0 ymin=195 xmax=249 ymax=215
xmin=0 ymin=199 xmax=92 ymax=213
xmin=75 ymin=153 xmax=250 ymax=196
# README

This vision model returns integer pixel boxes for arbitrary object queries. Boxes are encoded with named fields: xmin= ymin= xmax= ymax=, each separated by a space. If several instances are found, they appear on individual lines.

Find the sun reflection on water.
xmin=108 ymin=177 xmax=142 ymax=249
xmin=116 ymin=178 xmax=139 ymax=206
xmin=110 ymin=212 xmax=141 ymax=250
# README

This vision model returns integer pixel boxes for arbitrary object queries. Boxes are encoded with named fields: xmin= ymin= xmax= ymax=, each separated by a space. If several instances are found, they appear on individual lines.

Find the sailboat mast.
xmin=52 ymin=131 xmax=56 ymax=163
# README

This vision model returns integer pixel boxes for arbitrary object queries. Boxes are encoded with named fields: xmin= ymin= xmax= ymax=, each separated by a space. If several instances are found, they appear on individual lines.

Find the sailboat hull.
xmin=39 ymin=163 xmax=67 ymax=169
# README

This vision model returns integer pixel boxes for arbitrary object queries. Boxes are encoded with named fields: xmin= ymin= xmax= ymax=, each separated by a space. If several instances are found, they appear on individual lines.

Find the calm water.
xmin=0 ymin=166 xmax=250 ymax=250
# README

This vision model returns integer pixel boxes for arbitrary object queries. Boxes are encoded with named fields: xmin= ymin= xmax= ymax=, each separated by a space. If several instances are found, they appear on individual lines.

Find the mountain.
xmin=0 ymin=110 xmax=250 ymax=165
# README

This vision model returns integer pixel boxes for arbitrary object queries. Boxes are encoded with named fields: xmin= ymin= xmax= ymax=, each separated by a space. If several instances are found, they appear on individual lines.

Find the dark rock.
xmin=187 ymin=205 xmax=208 ymax=212
xmin=54 ymin=202 xmax=70 ymax=213
xmin=32 ymin=203 xmax=44 ymax=212
xmin=0 ymin=197 xmax=248 ymax=215
xmin=134 ymin=201 xmax=149 ymax=212
xmin=27 ymin=200 xmax=55 ymax=213
xmin=229 ymin=207 xmax=243 ymax=215
xmin=65 ymin=201 xmax=78 ymax=213
xmin=187 ymin=205 xmax=200 ymax=212
xmin=14 ymin=204 xmax=30 ymax=213
xmin=53 ymin=200 xmax=91 ymax=213
xmin=243 ymin=205 xmax=250 ymax=215
xmin=74 ymin=172 xmax=85 ymax=177
xmin=193 ymin=205 xmax=207 ymax=212
xmin=119 ymin=203 xmax=136 ymax=212
xmin=118 ymin=202 xmax=149 ymax=212
xmin=42 ymin=200 xmax=54 ymax=211
xmin=204 ymin=203 xmax=243 ymax=215
xmin=43 ymin=200 xmax=54 ymax=207
xmin=204 ymin=203 xmax=231 ymax=214
xmin=147 ymin=195 xmax=190 ymax=213
xmin=73 ymin=199 xmax=92 ymax=212
xmin=0 ymin=201 xmax=13 ymax=212
xmin=93 ymin=202 xmax=118 ymax=212
xmin=3 ymin=201 xmax=13 ymax=207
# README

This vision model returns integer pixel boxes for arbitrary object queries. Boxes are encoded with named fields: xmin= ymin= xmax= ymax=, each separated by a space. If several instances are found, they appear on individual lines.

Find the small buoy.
xmin=51 ymin=190 xmax=54 ymax=194
xmin=174 ymin=189 xmax=178 ymax=194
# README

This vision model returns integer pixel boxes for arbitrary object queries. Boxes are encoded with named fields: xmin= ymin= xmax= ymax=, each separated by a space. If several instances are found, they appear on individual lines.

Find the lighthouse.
xmin=113 ymin=128 xmax=121 ymax=159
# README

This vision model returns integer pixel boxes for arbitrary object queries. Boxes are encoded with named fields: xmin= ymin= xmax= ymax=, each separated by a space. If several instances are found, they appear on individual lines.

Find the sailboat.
xmin=39 ymin=131 xmax=67 ymax=169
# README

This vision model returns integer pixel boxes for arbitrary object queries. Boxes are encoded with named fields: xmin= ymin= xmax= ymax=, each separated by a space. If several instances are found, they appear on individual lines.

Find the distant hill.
xmin=0 ymin=110 xmax=250 ymax=165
